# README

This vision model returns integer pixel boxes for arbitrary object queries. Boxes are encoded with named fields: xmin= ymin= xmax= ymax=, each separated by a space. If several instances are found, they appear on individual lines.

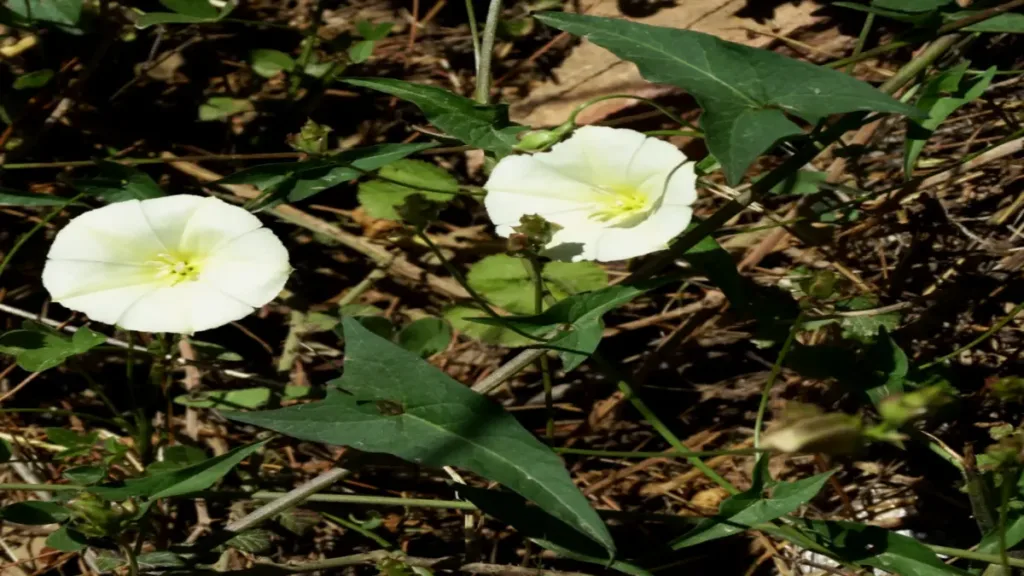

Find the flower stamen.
xmin=589 ymin=186 xmax=651 ymax=225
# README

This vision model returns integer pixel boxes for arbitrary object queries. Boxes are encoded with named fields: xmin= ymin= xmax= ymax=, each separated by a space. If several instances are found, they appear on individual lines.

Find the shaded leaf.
xmin=0 ymin=439 xmax=10 ymax=463
xmin=348 ymin=40 xmax=376 ymax=64
xmin=1 ymin=501 xmax=70 ymax=525
xmin=160 ymin=0 xmax=217 ymax=18
xmin=905 ymin=64 xmax=995 ymax=175
xmin=63 ymin=465 xmax=105 ymax=485
xmin=956 ymin=12 xmax=1024 ymax=33
xmin=0 ymin=324 xmax=107 ymax=372
xmin=227 ymin=318 xmax=615 ymax=553
xmin=72 ymin=162 xmax=164 ymax=202
xmin=536 ymin=12 xmax=923 ymax=183
xmin=0 ymin=189 xmax=71 ymax=206
xmin=136 ymin=0 xmax=232 ymax=28
xmin=356 ymin=20 xmax=393 ymax=40
xmin=148 ymin=444 xmax=209 ymax=474
xmin=345 ymin=78 xmax=526 ymax=154
xmin=6 ymin=0 xmax=82 ymax=26
xmin=137 ymin=551 xmax=187 ymax=569
xmin=13 ymin=69 xmax=54 ymax=90
xmin=357 ymin=159 xmax=458 ymax=220
xmin=90 ymin=440 xmax=267 ymax=501
xmin=45 ymin=526 xmax=89 ymax=552
xmin=444 ymin=305 xmax=535 ymax=347
xmin=795 ymin=519 xmax=969 ymax=576
xmin=277 ymin=508 xmax=321 ymax=536
xmin=226 ymin=529 xmax=274 ymax=553
xmin=873 ymin=0 xmax=952 ymax=11
xmin=219 ymin=142 xmax=435 ymax=206
xmin=864 ymin=328 xmax=908 ymax=405
xmin=671 ymin=471 xmax=833 ymax=548
xmin=396 ymin=318 xmax=452 ymax=357
xmin=198 ymin=97 xmax=254 ymax=122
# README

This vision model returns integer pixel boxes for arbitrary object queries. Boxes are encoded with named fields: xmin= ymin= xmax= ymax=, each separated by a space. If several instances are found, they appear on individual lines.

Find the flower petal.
xmin=115 ymin=281 xmax=254 ymax=334
xmin=47 ymin=200 xmax=166 ymax=264
xmin=543 ymin=126 xmax=648 ymax=188
xmin=590 ymin=203 xmax=694 ymax=262
xmin=201 ymin=228 xmax=290 ymax=307
xmin=484 ymin=155 xmax=603 ymax=232
xmin=176 ymin=196 xmax=263 ymax=255
xmin=43 ymin=260 xmax=164 ymax=325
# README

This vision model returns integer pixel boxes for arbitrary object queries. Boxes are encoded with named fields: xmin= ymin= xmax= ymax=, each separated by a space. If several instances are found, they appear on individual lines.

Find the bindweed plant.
xmin=1 ymin=0 xmax=1024 ymax=574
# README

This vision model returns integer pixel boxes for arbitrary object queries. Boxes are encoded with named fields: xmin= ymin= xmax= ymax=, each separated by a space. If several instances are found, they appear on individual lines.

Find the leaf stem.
xmin=846 ymin=12 xmax=875 ymax=74
xmin=592 ymin=355 xmax=739 ymax=494
xmin=474 ymin=0 xmax=503 ymax=104
xmin=928 ymin=545 xmax=1024 ymax=568
xmin=999 ymin=471 xmax=1013 ymax=575
xmin=919 ymin=301 xmax=1024 ymax=370
xmin=753 ymin=312 xmax=804 ymax=454
xmin=465 ymin=0 xmax=481 ymax=75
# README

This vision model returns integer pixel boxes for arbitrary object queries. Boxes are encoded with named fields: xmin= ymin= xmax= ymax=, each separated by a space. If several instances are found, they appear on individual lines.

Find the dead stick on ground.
xmin=162 ymin=153 xmax=471 ymax=301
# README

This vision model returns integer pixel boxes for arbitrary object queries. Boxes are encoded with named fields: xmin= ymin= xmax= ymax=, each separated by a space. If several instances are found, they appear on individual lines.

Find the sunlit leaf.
xmin=357 ymin=159 xmax=458 ymax=220
xmin=345 ymin=78 xmax=526 ymax=154
xmin=227 ymin=318 xmax=615 ymax=554
xmin=251 ymin=49 xmax=296 ymax=78
xmin=396 ymin=318 xmax=452 ymax=357
xmin=536 ymin=12 xmax=924 ymax=183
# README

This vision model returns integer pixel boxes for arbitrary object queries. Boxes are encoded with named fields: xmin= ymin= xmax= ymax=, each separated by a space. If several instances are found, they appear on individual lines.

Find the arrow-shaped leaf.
xmin=226 ymin=318 xmax=615 ymax=554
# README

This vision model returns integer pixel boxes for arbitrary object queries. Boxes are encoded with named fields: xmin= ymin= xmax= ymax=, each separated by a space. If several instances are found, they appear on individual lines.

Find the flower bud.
xmin=514 ymin=121 xmax=573 ymax=152
xmin=290 ymin=119 xmax=332 ymax=155
xmin=877 ymin=384 xmax=953 ymax=427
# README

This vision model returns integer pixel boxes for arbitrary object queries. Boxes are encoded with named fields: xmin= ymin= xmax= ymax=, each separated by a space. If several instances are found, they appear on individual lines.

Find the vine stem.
xmin=465 ymin=0 xmax=481 ymax=75
xmin=525 ymin=255 xmax=555 ymax=441
xmin=753 ymin=312 xmax=804 ymax=454
xmin=928 ymin=545 xmax=1024 ymax=569
xmin=568 ymin=94 xmax=701 ymax=133
xmin=474 ymin=0 xmax=503 ymax=103
xmin=999 ymin=471 xmax=1013 ymax=575
xmin=919 ymin=301 xmax=1024 ymax=370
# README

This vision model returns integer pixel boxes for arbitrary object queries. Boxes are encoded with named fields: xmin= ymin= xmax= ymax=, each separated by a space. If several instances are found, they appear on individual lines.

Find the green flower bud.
xmin=510 ymin=214 xmax=561 ymax=253
xmin=762 ymin=404 xmax=863 ymax=455
xmin=514 ymin=121 xmax=573 ymax=152
xmin=290 ymin=119 xmax=333 ymax=155
xmin=878 ymin=385 xmax=953 ymax=428
xmin=799 ymin=270 xmax=837 ymax=300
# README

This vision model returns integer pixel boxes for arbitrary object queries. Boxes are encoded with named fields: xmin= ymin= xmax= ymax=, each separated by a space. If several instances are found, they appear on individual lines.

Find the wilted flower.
xmin=484 ymin=126 xmax=697 ymax=262
xmin=43 ymin=195 xmax=290 ymax=334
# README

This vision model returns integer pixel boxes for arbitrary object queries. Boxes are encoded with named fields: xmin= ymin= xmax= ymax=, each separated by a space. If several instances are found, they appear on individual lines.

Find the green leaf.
xmin=536 ymin=12 xmax=924 ymax=184
xmin=344 ymin=78 xmax=526 ymax=154
xmin=219 ymin=142 xmax=435 ymax=205
xmin=160 ymin=0 xmax=218 ymax=18
xmin=198 ymin=97 xmax=254 ymax=122
xmin=226 ymin=529 xmax=274 ymax=553
xmin=0 ymin=324 xmax=107 ymax=372
xmin=460 ymin=486 xmax=653 ymax=576
xmin=396 ymin=318 xmax=452 ymax=357
xmin=251 ymin=49 xmax=296 ymax=78
xmin=6 ymin=0 xmax=81 ymax=26
xmin=795 ymin=519 xmax=969 ymax=576
xmin=905 ymin=64 xmax=995 ymax=175
xmin=226 ymin=318 xmax=615 ymax=554
xmin=135 ymin=11 xmax=217 ymax=27
xmin=444 ymin=305 xmax=536 ymax=347
xmin=468 ymin=255 xmax=608 ymax=315
xmin=864 ymin=328 xmax=908 ymax=405
xmin=90 ymin=440 xmax=267 ymax=501
xmin=147 ymin=444 xmax=209 ymax=473
xmin=72 ymin=162 xmax=164 ymax=202
xmin=175 ymin=387 xmax=273 ymax=410
xmin=836 ymin=296 xmax=902 ymax=343
xmin=0 ymin=189 xmax=72 ymax=206
xmin=873 ymin=0 xmax=951 ymax=11
xmin=671 ymin=470 xmax=833 ymax=548
xmin=64 ymin=465 xmax=105 ymax=485
xmin=955 ymin=12 xmax=1024 ymax=33
xmin=978 ymin=513 xmax=1024 ymax=556
xmin=834 ymin=2 xmax=941 ymax=24
xmin=1 ymin=501 xmax=70 ymax=525
xmin=0 ymin=439 xmax=10 ymax=463
xmin=357 ymin=159 xmax=458 ymax=220
xmin=13 ymin=69 xmax=54 ymax=90
xmin=45 ymin=526 xmax=89 ymax=552
xmin=470 ymin=280 xmax=666 ymax=370
xmin=46 ymin=427 xmax=97 ymax=447
xmin=356 ymin=20 xmax=394 ymax=40
xmin=765 ymin=169 xmax=827 ymax=196
xmin=137 ymin=551 xmax=187 ymax=570
xmin=348 ymin=40 xmax=376 ymax=64
xmin=276 ymin=508 xmax=321 ymax=535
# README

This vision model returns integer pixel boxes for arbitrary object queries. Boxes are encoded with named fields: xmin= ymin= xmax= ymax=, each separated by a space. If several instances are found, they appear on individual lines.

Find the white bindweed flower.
xmin=484 ymin=126 xmax=697 ymax=262
xmin=42 ymin=195 xmax=290 ymax=334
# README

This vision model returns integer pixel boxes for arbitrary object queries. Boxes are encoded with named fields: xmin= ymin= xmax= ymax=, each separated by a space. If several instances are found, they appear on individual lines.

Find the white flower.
xmin=42 ymin=195 xmax=290 ymax=334
xmin=484 ymin=126 xmax=697 ymax=262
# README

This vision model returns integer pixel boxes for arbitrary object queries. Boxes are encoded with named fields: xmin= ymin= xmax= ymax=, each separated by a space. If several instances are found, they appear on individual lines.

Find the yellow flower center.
xmin=149 ymin=253 xmax=203 ymax=286
xmin=589 ymin=186 xmax=651 ymax=225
